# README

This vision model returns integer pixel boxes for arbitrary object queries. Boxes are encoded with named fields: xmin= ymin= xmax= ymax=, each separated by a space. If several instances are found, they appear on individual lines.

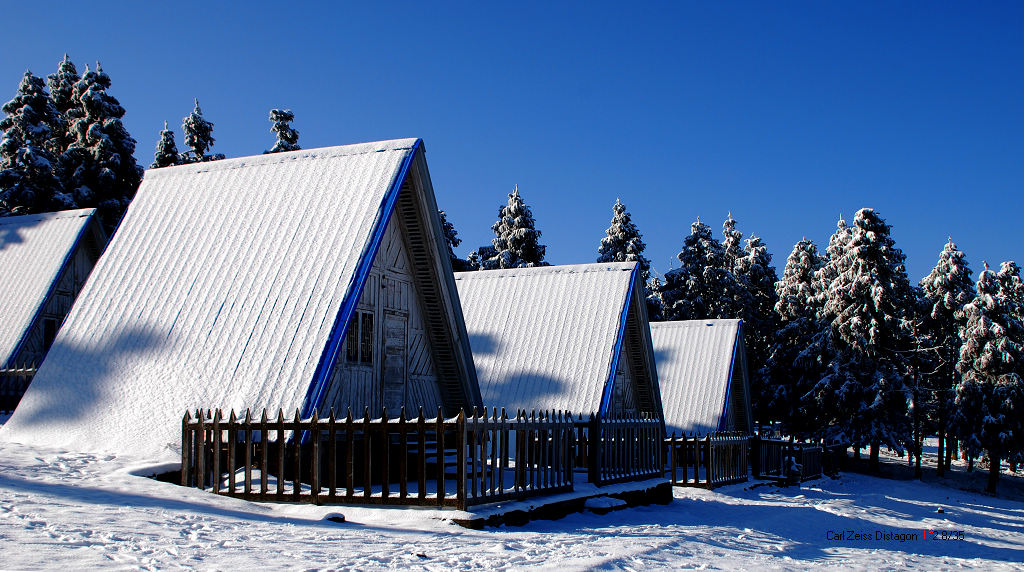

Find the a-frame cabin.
xmin=454 ymin=262 xmax=663 ymax=421
xmin=650 ymin=319 xmax=753 ymax=436
xmin=2 ymin=139 xmax=480 ymax=461
xmin=0 ymin=209 xmax=105 ymax=369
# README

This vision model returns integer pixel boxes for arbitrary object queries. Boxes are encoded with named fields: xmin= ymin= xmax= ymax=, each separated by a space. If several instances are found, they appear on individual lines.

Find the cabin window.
xmin=345 ymin=317 xmax=359 ymax=362
xmin=345 ymin=311 xmax=375 ymax=364
xmin=43 ymin=318 xmax=58 ymax=351
xmin=360 ymin=313 xmax=374 ymax=364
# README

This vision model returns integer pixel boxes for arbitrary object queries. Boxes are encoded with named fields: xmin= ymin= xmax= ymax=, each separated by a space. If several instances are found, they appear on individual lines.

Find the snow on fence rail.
xmin=181 ymin=407 xmax=579 ymax=510
xmin=750 ymin=436 xmax=841 ymax=482
xmin=664 ymin=432 xmax=749 ymax=488
xmin=0 ymin=365 xmax=36 ymax=414
xmin=572 ymin=415 xmax=664 ymax=486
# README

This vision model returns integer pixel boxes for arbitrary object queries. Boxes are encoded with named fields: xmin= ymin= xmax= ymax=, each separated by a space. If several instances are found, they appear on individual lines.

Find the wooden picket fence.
xmin=181 ymin=407 xmax=577 ymax=510
xmin=573 ymin=415 xmax=664 ymax=486
xmin=0 ymin=365 xmax=36 ymax=414
xmin=664 ymin=432 xmax=749 ymax=488
xmin=750 ymin=436 xmax=828 ymax=482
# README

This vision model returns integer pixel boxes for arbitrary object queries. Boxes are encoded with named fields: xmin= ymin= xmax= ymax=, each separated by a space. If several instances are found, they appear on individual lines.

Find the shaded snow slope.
xmin=1 ymin=438 xmax=1021 ymax=570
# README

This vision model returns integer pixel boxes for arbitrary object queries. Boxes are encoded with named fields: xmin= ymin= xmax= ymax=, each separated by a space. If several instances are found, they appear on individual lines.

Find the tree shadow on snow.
xmin=0 ymin=470 xmax=400 ymax=534
xmin=3 ymin=326 xmax=164 ymax=429
xmin=530 ymin=477 xmax=1024 ymax=566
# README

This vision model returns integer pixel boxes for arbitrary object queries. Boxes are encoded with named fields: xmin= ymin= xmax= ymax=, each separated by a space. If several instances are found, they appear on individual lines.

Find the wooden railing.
xmin=665 ymin=432 xmax=749 ymax=488
xmin=573 ymin=415 xmax=664 ymax=486
xmin=181 ymin=407 xmax=574 ymax=510
xmin=0 ymin=365 xmax=36 ymax=414
xmin=751 ymin=436 xmax=827 ymax=481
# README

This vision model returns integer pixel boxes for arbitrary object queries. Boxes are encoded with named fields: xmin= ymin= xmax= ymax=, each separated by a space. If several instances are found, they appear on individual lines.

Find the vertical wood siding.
xmin=323 ymin=214 xmax=441 ymax=415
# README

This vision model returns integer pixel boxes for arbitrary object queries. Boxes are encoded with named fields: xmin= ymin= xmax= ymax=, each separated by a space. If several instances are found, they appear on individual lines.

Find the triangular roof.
xmin=0 ymin=209 xmax=102 ymax=367
xmin=2 ymin=139 xmax=478 ymax=460
xmin=650 ymin=319 xmax=751 ymax=435
xmin=454 ymin=262 xmax=661 ymax=417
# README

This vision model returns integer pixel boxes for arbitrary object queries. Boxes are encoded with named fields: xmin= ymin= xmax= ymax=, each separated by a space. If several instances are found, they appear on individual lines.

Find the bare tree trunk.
xmin=987 ymin=453 xmax=1000 ymax=494
xmin=914 ymin=433 xmax=922 ymax=479
xmin=937 ymin=430 xmax=946 ymax=477
xmin=869 ymin=441 xmax=880 ymax=472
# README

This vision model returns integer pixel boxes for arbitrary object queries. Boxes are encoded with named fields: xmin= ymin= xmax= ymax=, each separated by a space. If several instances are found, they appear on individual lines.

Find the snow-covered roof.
xmin=454 ymin=262 xmax=637 ymax=415
xmin=650 ymin=319 xmax=744 ymax=436
xmin=1 ymin=139 xmax=433 ymax=461
xmin=0 ymin=209 xmax=98 ymax=367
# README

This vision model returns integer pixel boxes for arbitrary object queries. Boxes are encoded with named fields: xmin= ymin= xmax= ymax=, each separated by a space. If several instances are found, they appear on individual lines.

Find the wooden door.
xmin=381 ymin=311 xmax=408 ymax=411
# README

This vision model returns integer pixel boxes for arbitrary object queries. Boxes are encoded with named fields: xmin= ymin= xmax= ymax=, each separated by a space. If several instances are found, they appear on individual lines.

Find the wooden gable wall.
xmin=606 ymin=281 xmax=662 ymax=419
xmin=321 ymin=209 xmax=443 ymax=416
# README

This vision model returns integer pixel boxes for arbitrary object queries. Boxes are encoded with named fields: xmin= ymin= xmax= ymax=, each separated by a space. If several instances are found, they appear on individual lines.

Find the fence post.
xmin=181 ymin=411 xmax=192 ymax=487
xmin=588 ymin=414 xmax=601 ymax=485
xmin=704 ymin=434 xmax=712 ymax=488
xmin=260 ymin=409 xmax=269 ymax=496
xmin=311 ymin=409 xmax=320 ymax=505
xmin=381 ymin=407 xmax=390 ymax=500
xmin=227 ymin=410 xmax=237 ymax=494
xmin=244 ymin=409 xmax=253 ymax=496
xmin=456 ymin=409 xmax=467 ymax=510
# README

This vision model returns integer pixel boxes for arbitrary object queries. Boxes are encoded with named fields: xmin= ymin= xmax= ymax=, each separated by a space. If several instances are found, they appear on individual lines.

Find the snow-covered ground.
xmin=1 ymin=438 xmax=1022 ymax=570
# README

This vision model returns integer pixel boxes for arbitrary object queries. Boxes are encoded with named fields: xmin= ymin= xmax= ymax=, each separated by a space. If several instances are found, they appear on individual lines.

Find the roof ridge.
xmin=144 ymin=138 xmax=420 ymax=178
xmin=0 ymin=208 xmax=96 ymax=226
xmin=650 ymin=319 xmax=740 ymax=329
xmin=454 ymin=261 xmax=635 ymax=280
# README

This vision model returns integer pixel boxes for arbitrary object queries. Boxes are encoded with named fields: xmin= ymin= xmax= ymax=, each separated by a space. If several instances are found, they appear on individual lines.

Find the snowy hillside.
xmin=1 ymin=436 xmax=1021 ymax=570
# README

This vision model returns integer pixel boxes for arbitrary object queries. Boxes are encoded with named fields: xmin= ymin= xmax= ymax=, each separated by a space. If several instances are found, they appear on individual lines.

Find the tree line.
xmin=444 ymin=188 xmax=1023 ymax=493
xmin=2 ymin=58 xmax=1019 ymax=492
xmin=0 ymin=56 xmax=301 ymax=230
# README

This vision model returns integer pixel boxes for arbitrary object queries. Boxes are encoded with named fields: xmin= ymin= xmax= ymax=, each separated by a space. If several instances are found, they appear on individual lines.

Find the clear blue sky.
xmin=3 ymin=2 xmax=1022 ymax=282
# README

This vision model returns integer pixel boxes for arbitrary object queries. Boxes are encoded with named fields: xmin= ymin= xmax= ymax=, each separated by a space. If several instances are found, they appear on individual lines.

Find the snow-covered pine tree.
xmin=483 ymin=186 xmax=547 ymax=269
xmin=61 ymin=63 xmax=143 ymax=228
xmin=181 ymin=99 xmax=223 ymax=163
xmin=721 ymin=212 xmax=744 ymax=271
xmin=150 ymin=121 xmax=180 ymax=169
xmin=266 ymin=109 xmax=300 ymax=153
xmin=645 ymin=276 xmax=666 ymax=322
xmin=597 ymin=198 xmax=651 ymax=285
xmin=47 ymin=55 xmax=80 ymax=118
xmin=735 ymin=234 xmax=780 ymax=423
xmin=660 ymin=218 xmax=746 ymax=320
xmin=919 ymin=238 xmax=974 ymax=475
xmin=438 ymin=209 xmax=473 ymax=272
xmin=45 ymin=55 xmax=78 ymax=152
xmin=954 ymin=262 xmax=1024 ymax=493
xmin=0 ymin=71 xmax=65 ymax=213
xmin=775 ymin=239 xmax=823 ymax=321
xmin=819 ymin=208 xmax=913 ymax=469
xmin=765 ymin=239 xmax=825 ymax=436
xmin=814 ymin=214 xmax=852 ymax=317
xmin=466 ymin=245 xmax=498 ymax=271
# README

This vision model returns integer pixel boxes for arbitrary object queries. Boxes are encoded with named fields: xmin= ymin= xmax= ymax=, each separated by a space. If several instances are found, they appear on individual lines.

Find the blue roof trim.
xmin=598 ymin=264 xmax=638 ymax=418
xmin=717 ymin=319 xmax=742 ymax=432
xmin=7 ymin=211 xmax=98 ymax=367
xmin=300 ymin=139 xmax=422 ymax=419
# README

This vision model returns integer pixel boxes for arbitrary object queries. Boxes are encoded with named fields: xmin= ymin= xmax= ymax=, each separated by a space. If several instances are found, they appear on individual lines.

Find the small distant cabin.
xmin=0 ymin=209 xmax=105 ymax=369
xmin=650 ymin=319 xmax=752 ymax=436
xmin=2 ymin=139 xmax=481 ymax=461
xmin=454 ymin=262 xmax=663 ymax=421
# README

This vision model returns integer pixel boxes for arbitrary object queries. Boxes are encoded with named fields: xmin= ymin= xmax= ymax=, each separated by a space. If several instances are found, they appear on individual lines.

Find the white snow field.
xmin=1 ymin=438 xmax=1022 ymax=570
